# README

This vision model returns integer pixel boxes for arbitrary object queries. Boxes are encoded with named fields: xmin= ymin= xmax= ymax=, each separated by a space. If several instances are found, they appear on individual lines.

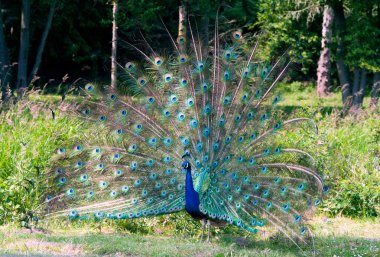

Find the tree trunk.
xmin=370 ymin=72 xmax=380 ymax=110
xmin=0 ymin=0 xmax=11 ymax=101
xmin=200 ymin=14 xmax=210 ymax=57
xmin=16 ymin=0 xmax=31 ymax=96
xmin=178 ymin=5 xmax=187 ymax=52
xmin=110 ymin=0 xmax=118 ymax=90
xmin=352 ymin=68 xmax=360 ymax=99
xmin=370 ymin=3 xmax=380 ymax=110
xmin=333 ymin=1 xmax=351 ymax=112
xmin=351 ymin=69 xmax=367 ymax=113
xmin=317 ymin=4 xmax=334 ymax=97
xmin=29 ymin=0 xmax=56 ymax=84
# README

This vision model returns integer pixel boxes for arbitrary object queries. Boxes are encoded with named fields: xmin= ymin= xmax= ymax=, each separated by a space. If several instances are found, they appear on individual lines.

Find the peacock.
xmin=43 ymin=13 xmax=328 ymax=250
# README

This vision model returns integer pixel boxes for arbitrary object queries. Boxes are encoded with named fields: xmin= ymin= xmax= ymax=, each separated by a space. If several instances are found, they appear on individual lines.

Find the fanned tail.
xmin=42 ymin=11 xmax=327 ymax=251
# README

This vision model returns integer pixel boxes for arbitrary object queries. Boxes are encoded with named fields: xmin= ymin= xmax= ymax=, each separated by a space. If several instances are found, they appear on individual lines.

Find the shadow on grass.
xmin=281 ymin=105 xmax=340 ymax=116
xmin=2 ymin=231 xmax=377 ymax=257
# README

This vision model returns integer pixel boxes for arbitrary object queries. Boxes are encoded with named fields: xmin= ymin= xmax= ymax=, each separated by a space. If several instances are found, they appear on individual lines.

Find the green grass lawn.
xmin=0 ymin=216 xmax=379 ymax=257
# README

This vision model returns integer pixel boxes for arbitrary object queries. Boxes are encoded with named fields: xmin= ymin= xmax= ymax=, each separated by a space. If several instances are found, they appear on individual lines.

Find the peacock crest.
xmin=43 ymin=13 xmax=328 ymax=249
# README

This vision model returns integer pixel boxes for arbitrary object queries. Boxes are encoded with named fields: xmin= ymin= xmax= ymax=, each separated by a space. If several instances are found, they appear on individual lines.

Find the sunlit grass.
xmin=277 ymin=82 xmax=372 ymax=110
xmin=0 ymin=217 xmax=379 ymax=257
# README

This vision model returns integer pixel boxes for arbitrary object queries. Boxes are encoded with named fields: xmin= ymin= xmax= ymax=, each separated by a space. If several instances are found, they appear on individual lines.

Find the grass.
xmin=0 ymin=216 xmax=379 ymax=257
xmin=276 ymin=82 xmax=373 ymax=114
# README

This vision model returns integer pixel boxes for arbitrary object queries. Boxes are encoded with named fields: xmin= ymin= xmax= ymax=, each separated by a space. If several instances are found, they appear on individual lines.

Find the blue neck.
xmin=184 ymin=167 xmax=203 ymax=218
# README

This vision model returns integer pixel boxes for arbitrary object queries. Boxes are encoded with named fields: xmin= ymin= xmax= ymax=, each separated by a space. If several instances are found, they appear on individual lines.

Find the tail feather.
xmin=43 ymin=12 xmax=327 ymax=249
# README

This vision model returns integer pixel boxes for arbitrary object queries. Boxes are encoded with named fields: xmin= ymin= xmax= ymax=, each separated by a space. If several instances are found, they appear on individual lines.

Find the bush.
xmin=0 ymin=101 xmax=84 ymax=225
xmin=315 ymin=113 xmax=380 ymax=217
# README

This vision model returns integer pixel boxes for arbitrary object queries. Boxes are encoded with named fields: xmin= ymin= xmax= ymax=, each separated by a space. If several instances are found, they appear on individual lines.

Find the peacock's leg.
xmin=206 ymin=219 xmax=211 ymax=242
xmin=200 ymin=219 xmax=206 ymax=241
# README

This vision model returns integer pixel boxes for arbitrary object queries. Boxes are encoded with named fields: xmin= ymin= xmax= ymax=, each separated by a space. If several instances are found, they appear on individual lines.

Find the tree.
xmin=317 ymin=3 xmax=334 ymax=97
xmin=16 ymin=0 xmax=30 ymax=95
xmin=0 ymin=0 xmax=10 ymax=101
xmin=257 ymin=0 xmax=321 ymax=78
xmin=370 ymin=72 xmax=380 ymax=109
xmin=111 ymin=0 xmax=118 ymax=90
xmin=332 ymin=0 xmax=351 ymax=112
xmin=287 ymin=0 xmax=335 ymax=97
xmin=343 ymin=0 xmax=380 ymax=113
xmin=177 ymin=4 xmax=187 ymax=52
xmin=29 ymin=0 xmax=57 ymax=84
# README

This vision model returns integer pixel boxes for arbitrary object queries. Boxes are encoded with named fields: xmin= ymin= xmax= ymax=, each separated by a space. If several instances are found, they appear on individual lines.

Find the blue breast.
xmin=185 ymin=169 xmax=205 ymax=219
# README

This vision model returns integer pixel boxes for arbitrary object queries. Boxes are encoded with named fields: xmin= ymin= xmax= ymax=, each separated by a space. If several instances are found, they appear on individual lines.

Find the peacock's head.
xmin=182 ymin=152 xmax=191 ymax=170
xmin=182 ymin=160 xmax=191 ymax=170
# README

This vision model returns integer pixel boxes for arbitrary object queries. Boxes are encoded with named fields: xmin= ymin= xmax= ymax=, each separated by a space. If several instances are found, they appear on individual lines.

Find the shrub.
xmin=0 ymin=102 xmax=84 ymax=225
xmin=316 ymin=113 xmax=380 ymax=217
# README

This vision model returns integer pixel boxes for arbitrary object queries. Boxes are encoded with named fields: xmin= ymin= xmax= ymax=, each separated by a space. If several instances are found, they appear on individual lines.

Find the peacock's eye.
xmin=58 ymin=147 xmax=66 ymax=154
xmin=190 ymin=119 xmax=198 ymax=128
xmin=85 ymin=84 xmax=94 ymax=91
xmin=170 ymin=94 xmax=178 ymax=103
xmin=225 ymin=50 xmax=232 ymax=59
xmin=197 ymin=62 xmax=204 ymax=71
xmin=224 ymin=71 xmax=230 ymax=80
xmin=182 ymin=138 xmax=189 ymax=145
xmin=243 ymin=68 xmax=249 ymax=77
xmin=180 ymin=78 xmax=188 ymax=86
xmin=138 ymin=77 xmax=146 ymax=86
xmin=125 ymin=62 xmax=135 ymax=70
xmin=163 ymin=109 xmax=170 ymax=117
xmin=164 ymin=73 xmax=173 ymax=82
xmin=177 ymin=112 xmax=184 ymax=121
xmin=186 ymin=98 xmax=194 ymax=107
xmin=179 ymin=55 xmax=187 ymax=63
xmin=154 ymin=57 xmax=163 ymax=66
xmin=177 ymin=36 xmax=185 ymax=44
xmin=233 ymin=31 xmax=242 ymax=39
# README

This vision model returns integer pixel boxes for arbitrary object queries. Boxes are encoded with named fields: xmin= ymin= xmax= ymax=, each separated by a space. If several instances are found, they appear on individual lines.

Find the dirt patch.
xmin=21 ymin=240 xmax=84 ymax=256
